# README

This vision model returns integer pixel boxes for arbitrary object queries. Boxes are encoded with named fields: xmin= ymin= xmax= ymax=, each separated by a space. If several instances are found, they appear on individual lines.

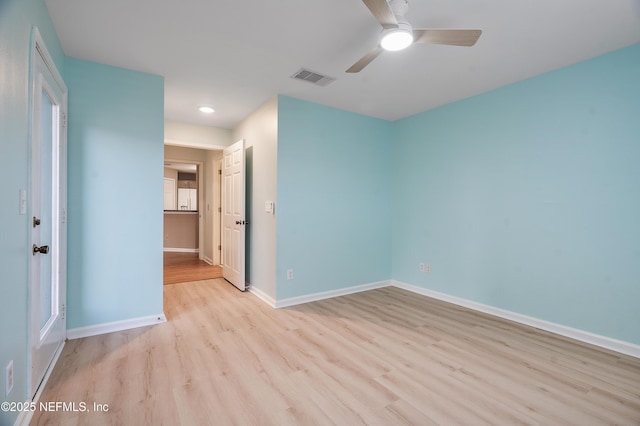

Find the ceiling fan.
xmin=347 ymin=0 xmax=482 ymax=73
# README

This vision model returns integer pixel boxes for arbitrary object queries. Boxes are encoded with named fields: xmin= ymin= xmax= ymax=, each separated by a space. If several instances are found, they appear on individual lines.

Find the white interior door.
xmin=222 ymin=140 xmax=246 ymax=290
xmin=30 ymin=30 xmax=67 ymax=398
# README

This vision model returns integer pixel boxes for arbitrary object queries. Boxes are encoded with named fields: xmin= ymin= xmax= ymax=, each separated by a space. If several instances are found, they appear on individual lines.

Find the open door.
xmin=29 ymin=28 xmax=67 ymax=398
xmin=222 ymin=140 xmax=246 ymax=290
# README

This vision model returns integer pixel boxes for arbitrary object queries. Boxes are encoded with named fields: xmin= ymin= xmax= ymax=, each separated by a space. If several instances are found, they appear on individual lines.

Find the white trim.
xmin=67 ymin=314 xmax=167 ymax=340
xmin=275 ymin=280 xmax=390 ymax=309
xmin=31 ymin=27 xmax=67 ymax=93
xmin=391 ymin=280 xmax=640 ymax=359
xmin=15 ymin=341 xmax=65 ymax=426
xmin=202 ymin=256 xmax=214 ymax=265
xmin=15 ymin=407 xmax=32 ymax=426
xmin=248 ymin=285 xmax=276 ymax=308
xmin=163 ymin=248 xmax=199 ymax=253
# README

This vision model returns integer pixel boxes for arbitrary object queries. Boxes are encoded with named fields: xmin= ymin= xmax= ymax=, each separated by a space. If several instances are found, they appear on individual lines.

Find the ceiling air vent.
xmin=291 ymin=68 xmax=335 ymax=87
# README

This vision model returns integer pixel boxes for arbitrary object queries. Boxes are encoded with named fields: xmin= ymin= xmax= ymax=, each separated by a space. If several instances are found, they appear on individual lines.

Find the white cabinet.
xmin=177 ymin=188 xmax=197 ymax=211
xmin=163 ymin=178 xmax=176 ymax=210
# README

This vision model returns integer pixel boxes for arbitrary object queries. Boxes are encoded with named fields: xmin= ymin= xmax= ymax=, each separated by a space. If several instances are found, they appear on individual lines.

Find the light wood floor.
xmin=163 ymin=252 xmax=222 ymax=284
xmin=32 ymin=280 xmax=640 ymax=425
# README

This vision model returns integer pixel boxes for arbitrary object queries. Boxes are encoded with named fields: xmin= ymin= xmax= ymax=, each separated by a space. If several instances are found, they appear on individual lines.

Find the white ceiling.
xmin=45 ymin=0 xmax=640 ymax=130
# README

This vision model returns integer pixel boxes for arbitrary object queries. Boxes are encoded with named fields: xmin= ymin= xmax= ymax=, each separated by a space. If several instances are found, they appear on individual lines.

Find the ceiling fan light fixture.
xmin=381 ymin=29 xmax=413 ymax=51
xmin=380 ymin=17 xmax=413 ymax=52
xmin=198 ymin=106 xmax=215 ymax=114
xmin=348 ymin=0 xmax=482 ymax=73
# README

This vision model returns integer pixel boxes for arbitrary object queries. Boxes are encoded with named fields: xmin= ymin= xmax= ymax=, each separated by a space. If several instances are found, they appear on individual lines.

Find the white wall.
xmin=165 ymin=119 xmax=232 ymax=149
xmin=164 ymin=145 xmax=208 ymax=162
xmin=232 ymin=96 xmax=278 ymax=299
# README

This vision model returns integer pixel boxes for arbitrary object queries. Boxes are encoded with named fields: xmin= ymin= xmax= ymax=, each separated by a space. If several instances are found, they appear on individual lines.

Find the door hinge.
xmin=218 ymin=169 xmax=222 ymax=175
xmin=62 ymin=113 xmax=68 ymax=128
xmin=218 ymin=207 xmax=221 ymax=213
xmin=218 ymin=245 xmax=221 ymax=251
xmin=61 ymin=303 xmax=66 ymax=320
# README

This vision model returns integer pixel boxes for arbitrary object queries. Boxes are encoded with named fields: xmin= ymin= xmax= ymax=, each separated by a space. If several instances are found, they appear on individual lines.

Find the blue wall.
xmin=392 ymin=44 xmax=640 ymax=344
xmin=277 ymin=96 xmax=393 ymax=299
xmin=0 ymin=0 xmax=65 ymax=422
xmin=65 ymin=58 xmax=165 ymax=328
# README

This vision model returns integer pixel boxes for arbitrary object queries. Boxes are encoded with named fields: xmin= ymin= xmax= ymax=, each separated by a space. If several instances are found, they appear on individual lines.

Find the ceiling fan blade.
xmin=413 ymin=29 xmax=482 ymax=47
xmin=346 ymin=46 xmax=384 ymax=73
xmin=361 ymin=0 xmax=398 ymax=28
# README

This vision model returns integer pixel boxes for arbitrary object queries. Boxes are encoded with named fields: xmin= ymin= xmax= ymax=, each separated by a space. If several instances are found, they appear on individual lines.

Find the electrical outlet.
xmin=6 ymin=360 xmax=13 ymax=396
xmin=419 ymin=262 xmax=425 ymax=272
xmin=287 ymin=269 xmax=294 ymax=280
xmin=426 ymin=263 xmax=432 ymax=273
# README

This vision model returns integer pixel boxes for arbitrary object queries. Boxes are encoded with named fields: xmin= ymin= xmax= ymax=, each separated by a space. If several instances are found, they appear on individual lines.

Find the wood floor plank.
xmin=31 ymin=280 xmax=640 ymax=425
xmin=163 ymin=252 xmax=222 ymax=284
xmin=374 ymin=399 xmax=440 ymax=426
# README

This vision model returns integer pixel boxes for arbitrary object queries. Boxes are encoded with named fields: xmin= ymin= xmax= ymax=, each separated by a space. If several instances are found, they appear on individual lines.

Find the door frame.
xmin=163 ymin=145 xmax=225 ymax=266
xmin=214 ymin=157 xmax=223 ymax=265
xmin=28 ymin=27 xmax=68 ymax=400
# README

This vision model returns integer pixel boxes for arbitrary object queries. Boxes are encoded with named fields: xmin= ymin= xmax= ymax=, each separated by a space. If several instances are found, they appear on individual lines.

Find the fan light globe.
xmin=381 ymin=29 xmax=413 ymax=51
xmin=198 ymin=106 xmax=215 ymax=113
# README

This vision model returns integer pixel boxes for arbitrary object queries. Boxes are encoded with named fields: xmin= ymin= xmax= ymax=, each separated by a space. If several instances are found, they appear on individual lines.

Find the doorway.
xmin=163 ymin=145 xmax=224 ymax=283
xmin=163 ymin=162 xmax=200 ymax=254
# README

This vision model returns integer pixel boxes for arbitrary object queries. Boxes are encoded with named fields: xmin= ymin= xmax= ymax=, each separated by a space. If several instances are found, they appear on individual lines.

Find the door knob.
xmin=33 ymin=244 xmax=49 ymax=255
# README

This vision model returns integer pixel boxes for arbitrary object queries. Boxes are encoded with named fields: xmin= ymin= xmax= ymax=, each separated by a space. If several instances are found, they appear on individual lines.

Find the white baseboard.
xmin=249 ymin=285 xmax=276 ymax=308
xmin=67 ymin=314 xmax=167 ymax=340
xmin=163 ymin=248 xmax=199 ymax=253
xmin=202 ymin=256 xmax=214 ymax=265
xmin=275 ymin=280 xmax=391 ymax=309
xmin=15 ymin=406 xmax=31 ymax=426
xmin=15 ymin=406 xmax=32 ymax=426
xmin=391 ymin=280 xmax=640 ymax=359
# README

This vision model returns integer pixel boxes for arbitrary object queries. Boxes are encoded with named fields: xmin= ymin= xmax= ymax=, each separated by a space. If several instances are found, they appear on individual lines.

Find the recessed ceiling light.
xmin=198 ymin=106 xmax=215 ymax=114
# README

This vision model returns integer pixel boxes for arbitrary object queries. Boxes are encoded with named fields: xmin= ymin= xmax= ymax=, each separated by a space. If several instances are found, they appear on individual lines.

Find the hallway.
xmin=163 ymin=252 xmax=223 ymax=284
